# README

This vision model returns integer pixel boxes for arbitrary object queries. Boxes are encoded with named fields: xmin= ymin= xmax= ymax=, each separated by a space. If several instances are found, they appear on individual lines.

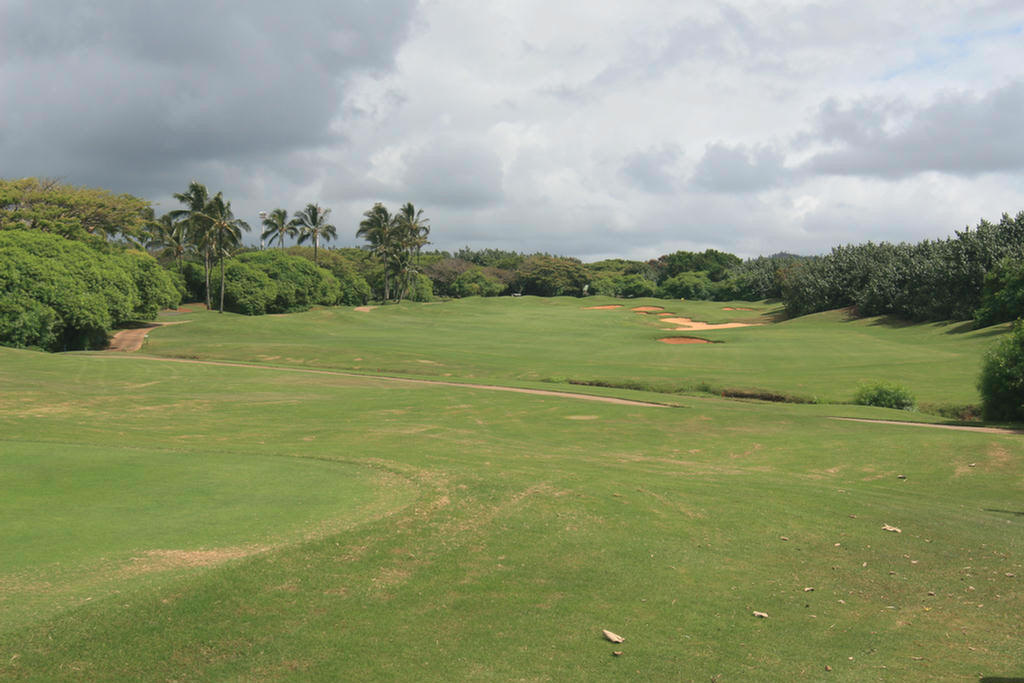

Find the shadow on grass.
xmin=983 ymin=508 xmax=1024 ymax=517
xmin=979 ymin=677 xmax=1024 ymax=682
xmin=117 ymin=321 xmax=161 ymax=330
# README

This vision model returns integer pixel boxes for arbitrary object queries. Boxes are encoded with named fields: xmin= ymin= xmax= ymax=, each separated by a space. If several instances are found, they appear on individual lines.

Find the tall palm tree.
xmin=201 ymin=192 xmax=250 ymax=313
xmin=147 ymin=212 xmax=190 ymax=271
xmin=260 ymin=208 xmax=296 ymax=248
xmin=170 ymin=181 xmax=212 ymax=307
xmin=357 ymin=202 xmax=395 ymax=302
xmin=393 ymin=202 xmax=431 ymax=302
xmin=292 ymin=203 xmax=336 ymax=266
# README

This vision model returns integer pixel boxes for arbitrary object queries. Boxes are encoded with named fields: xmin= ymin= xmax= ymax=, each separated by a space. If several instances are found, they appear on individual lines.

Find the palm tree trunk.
xmin=383 ymin=254 xmax=390 ymax=302
xmin=204 ymin=247 xmax=212 ymax=308
xmin=314 ymin=234 xmax=319 ymax=265
xmin=219 ymin=254 xmax=225 ymax=313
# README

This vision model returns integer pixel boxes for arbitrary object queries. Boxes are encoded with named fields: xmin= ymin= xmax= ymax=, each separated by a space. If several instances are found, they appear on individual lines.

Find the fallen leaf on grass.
xmin=882 ymin=524 xmax=901 ymax=533
xmin=602 ymin=630 xmax=625 ymax=643
xmin=612 ymin=651 xmax=623 ymax=657
xmin=804 ymin=587 xmax=814 ymax=592
xmin=752 ymin=611 xmax=769 ymax=618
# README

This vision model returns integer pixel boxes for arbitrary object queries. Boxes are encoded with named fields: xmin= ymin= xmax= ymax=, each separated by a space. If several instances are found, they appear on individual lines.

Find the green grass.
xmin=0 ymin=298 xmax=1021 ymax=681
xmin=143 ymin=297 xmax=1004 ymax=406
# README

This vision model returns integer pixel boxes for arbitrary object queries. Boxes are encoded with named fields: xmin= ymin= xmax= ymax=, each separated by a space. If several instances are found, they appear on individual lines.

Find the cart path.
xmin=104 ymin=354 xmax=671 ymax=408
xmin=106 ymin=322 xmax=191 ymax=352
xmin=831 ymin=416 xmax=1023 ymax=435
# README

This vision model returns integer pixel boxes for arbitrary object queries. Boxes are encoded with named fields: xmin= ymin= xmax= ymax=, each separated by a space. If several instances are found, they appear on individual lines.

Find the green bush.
xmin=212 ymin=262 xmax=277 ymax=315
xmin=281 ymin=247 xmax=371 ymax=306
xmin=452 ymin=268 xmax=505 ymax=297
xmin=854 ymin=381 xmax=916 ymax=410
xmin=180 ymin=261 xmax=207 ymax=302
xmin=407 ymin=272 xmax=434 ymax=302
xmin=116 ymin=250 xmax=181 ymax=318
xmin=0 ymin=230 xmax=166 ymax=350
xmin=238 ymin=251 xmax=339 ymax=312
xmin=978 ymin=321 xmax=1024 ymax=422
xmin=0 ymin=292 xmax=60 ymax=350
xmin=659 ymin=271 xmax=714 ymax=300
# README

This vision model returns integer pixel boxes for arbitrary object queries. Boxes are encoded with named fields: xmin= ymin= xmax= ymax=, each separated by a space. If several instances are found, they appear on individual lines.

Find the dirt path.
xmin=831 ymin=416 xmax=1024 ymax=435
xmin=113 ymin=355 xmax=670 ymax=408
xmin=107 ymin=322 xmax=190 ymax=352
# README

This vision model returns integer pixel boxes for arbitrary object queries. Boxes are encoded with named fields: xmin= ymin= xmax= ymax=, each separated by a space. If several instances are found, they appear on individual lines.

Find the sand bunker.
xmin=353 ymin=306 xmax=377 ymax=312
xmin=583 ymin=305 xmax=623 ymax=310
xmin=658 ymin=337 xmax=712 ymax=344
xmin=660 ymin=317 xmax=756 ymax=331
xmin=631 ymin=306 xmax=665 ymax=312
xmin=722 ymin=307 xmax=755 ymax=311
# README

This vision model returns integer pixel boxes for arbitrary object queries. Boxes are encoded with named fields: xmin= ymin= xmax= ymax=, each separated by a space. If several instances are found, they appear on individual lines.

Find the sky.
xmin=2 ymin=0 xmax=1023 ymax=261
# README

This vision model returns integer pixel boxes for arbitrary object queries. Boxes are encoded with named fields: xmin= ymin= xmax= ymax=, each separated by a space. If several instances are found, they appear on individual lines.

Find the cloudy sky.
xmin=2 ymin=1 xmax=1023 ymax=260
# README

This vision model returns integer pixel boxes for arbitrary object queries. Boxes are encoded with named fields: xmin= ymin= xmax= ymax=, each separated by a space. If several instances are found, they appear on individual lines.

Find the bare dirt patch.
xmin=121 ymin=546 xmax=265 ymax=577
xmin=658 ymin=337 xmax=712 ymax=345
xmin=631 ymin=306 xmax=665 ymax=312
xmin=565 ymin=415 xmax=600 ymax=420
xmin=660 ymin=317 xmax=756 ymax=331
xmin=107 ymin=321 xmax=190 ymax=352
xmin=583 ymin=305 xmax=623 ymax=310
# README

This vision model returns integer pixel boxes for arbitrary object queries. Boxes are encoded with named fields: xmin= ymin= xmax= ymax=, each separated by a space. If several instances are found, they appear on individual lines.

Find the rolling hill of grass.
xmin=0 ymin=298 xmax=1020 ymax=681
xmin=140 ymin=297 xmax=1005 ymax=407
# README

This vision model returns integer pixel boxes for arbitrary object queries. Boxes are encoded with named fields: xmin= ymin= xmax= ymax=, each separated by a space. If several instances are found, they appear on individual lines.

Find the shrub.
xmin=238 ymin=250 xmax=339 ymax=312
xmin=407 ymin=272 xmax=434 ymax=302
xmin=0 ymin=230 xmax=153 ymax=350
xmin=179 ymin=261 xmax=207 ymax=302
xmin=283 ymin=247 xmax=371 ymax=305
xmin=116 ymin=250 xmax=181 ymax=318
xmin=978 ymin=321 xmax=1024 ymax=422
xmin=452 ymin=268 xmax=505 ymax=297
xmin=0 ymin=292 xmax=60 ymax=350
xmin=659 ymin=271 xmax=714 ymax=300
xmin=616 ymin=274 xmax=657 ymax=298
xmin=212 ymin=262 xmax=277 ymax=315
xmin=854 ymin=381 xmax=916 ymax=410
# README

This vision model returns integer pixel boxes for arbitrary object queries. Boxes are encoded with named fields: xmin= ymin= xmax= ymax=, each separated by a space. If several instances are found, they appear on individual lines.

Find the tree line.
xmin=6 ymin=176 xmax=1024 ymax=352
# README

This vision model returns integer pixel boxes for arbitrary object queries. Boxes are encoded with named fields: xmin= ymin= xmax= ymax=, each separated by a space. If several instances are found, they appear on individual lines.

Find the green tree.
xmin=0 ymin=177 xmax=151 ymax=243
xmin=260 ymin=208 xmax=296 ymax=249
xmin=292 ymin=203 xmax=336 ymax=266
xmin=201 ymin=192 xmax=250 ymax=313
xmin=979 ymin=321 xmax=1024 ymax=422
xmin=170 ymin=181 xmax=213 ymax=307
xmin=512 ymin=255 xmax=590 ymax=297
xmin=393 ymin=202 xmax=431 ymax=302
xmin=357 ymin=203 xmax=396 ymax=301
xmin=146 ymin=213 xmax=190 ymax=271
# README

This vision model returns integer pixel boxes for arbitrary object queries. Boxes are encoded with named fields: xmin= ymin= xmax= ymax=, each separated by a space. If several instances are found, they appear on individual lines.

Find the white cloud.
xmin=3 ymin=0 xmax=1024 ymax=258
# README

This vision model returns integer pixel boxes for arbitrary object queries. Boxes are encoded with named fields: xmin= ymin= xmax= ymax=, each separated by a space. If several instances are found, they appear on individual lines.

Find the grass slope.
xmin=142 ymin=297 xmax=1005 ymax=406
xmin=1 ymin=307 xmax=1022 ymax=681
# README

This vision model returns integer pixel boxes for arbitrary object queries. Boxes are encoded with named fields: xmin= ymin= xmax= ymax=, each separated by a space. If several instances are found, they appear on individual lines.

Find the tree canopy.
xmin=0 ymin=177 xmax=152 ymax=243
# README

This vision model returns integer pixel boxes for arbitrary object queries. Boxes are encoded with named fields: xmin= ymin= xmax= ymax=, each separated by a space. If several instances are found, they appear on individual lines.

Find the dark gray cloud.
xmin=802 ymin=80 xmax=1024 ymax=178
xmin=0 ymin=0 xmax=417 ymax=195
xmin=690 ymin=142 xmax=788 ymax=193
